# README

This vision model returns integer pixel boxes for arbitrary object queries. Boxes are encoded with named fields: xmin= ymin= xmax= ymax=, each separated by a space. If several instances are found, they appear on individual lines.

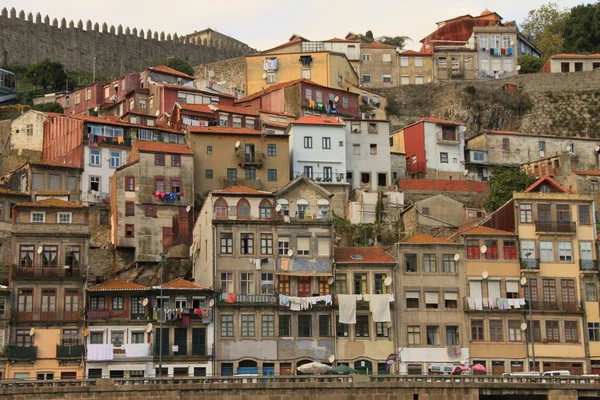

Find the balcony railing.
xmin=84 ymin=133 xmax=133 ymax=148
xmin=13 ymin=264 xmax=83 ymax=280
xmin=220 ymin=294 xmax=278 ymax=305
xmin=463 ymin=297 xmax=526 ymax=311
xmin=238 ymin=154 xmax=264 ymax=168
xmin=436 ymin=131 xmax=460 ymax=144
xmin=293 ymin=171 xmax=347 ymax=184
xmin=526 ymin=300 xmax=583 ymax=312
xmin=6 ymin=346 xmax=37 ymax=359
xmin=535 ymin=221 xmax=576 ymax=234
xmin=87 ymin=309 xmax=109 ymax=320
xmin=520 ymin=258 xmax=540 ymax=270
xmin=12 ymin=308 xmax=81 ymax=322
xmin=580 ymin=259 xmax=597 ymax=272
xmin=56 ymin=344 xmax=84 ymax=358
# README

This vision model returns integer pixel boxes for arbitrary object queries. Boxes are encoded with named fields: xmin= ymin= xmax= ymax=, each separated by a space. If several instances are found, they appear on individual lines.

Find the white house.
xmin=9 ymin=109 xmax=49 ymax=152
xmin=286 ymin=115 xmax=347 ymax=184
xmin=344 ymin=118 xmax=392 ymax=191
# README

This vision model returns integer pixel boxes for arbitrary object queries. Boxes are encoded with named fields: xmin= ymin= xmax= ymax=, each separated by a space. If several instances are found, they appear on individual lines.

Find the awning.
xmin=506 ymin=280 xmax=519 ymax=293
xmin=444 ymin=291 xmax=458 ymax=301
xmin=275 ymin=271 xmax=332 ymax=277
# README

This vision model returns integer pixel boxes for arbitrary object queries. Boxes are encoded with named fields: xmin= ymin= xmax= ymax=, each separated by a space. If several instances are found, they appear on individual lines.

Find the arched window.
xmin=214 ymin=198 xmax=228 ymax=219
xmin=259 ymin=199 xmax=273 ymax=219
xmin=277 ymin=199 xmax=289 ymax=216
xmin=238 ymin=359 xmax=258 ymax=374
xmin=237 ymin=198 xmax=250 ymax=219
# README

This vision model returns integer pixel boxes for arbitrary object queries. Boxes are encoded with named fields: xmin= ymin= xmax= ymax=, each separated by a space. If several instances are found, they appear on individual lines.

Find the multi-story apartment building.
xmin=86 ymin=277 xmax=214 ymax=378
xmin=0 ymin=286 xmax=9 ymax=379
xmin=333 ymin=247 xmax=396 ymax=375
xmin=6 ymin=198 xmax=89 ymax=380
xmin=473 ymin=26 xmax=518 ymax=79
xmin=192 ymin=177 xmax=335 ymax=376
xmin=359 ymin=42 xmax=398 ymax=89
xmin=170 ymin=103 xmax=260 ymax=131
xmin=187 ymin=125 xmax=289 ymax=193
xmin=9 ymin=110 xmax=51 ymax=153
xmin=396 ymin=234 xmax=467 ymax=375
xmin=111 ymin=141 xmax=194 ymax=264
xmin=397 ymin=51 xmax=434 ymax=85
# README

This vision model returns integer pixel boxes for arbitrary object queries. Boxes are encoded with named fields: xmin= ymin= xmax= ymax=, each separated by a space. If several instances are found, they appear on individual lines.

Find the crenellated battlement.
xmin=0 ymin=7 xmax=254 ymax=78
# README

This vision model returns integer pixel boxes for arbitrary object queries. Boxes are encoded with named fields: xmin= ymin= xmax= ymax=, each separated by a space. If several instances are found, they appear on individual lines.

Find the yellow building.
xmin=397 ymin=51 xmax=434 ymax=85
xmin=245 ymin=51 xmax=359 ymax=96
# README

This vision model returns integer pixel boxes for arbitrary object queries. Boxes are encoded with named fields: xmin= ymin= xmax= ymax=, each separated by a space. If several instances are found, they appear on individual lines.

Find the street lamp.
xmin=524 ymin=252 xmax=536 ymax=372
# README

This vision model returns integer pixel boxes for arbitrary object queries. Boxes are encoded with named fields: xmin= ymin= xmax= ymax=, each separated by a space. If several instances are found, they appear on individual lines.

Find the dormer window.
xmin=31 ymin=211 xmax=45 ymax=223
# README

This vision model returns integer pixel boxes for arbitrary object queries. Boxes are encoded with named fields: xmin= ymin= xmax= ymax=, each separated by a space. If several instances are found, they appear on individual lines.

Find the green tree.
xmin=563 ymin=3 xmax=600 ymax=53
xmin=518 ymin=55 xmax=544 ymax=73
xmin=520 ymin=2 xmax=568 ymax=58
xmin=376 ymin=35 xmax=411 ymax=51
xmin=485 ymin=167 xmax=536 ymax=211
xmin=165 ymin=57 xmax=195 ymax=77
xmin=365 ymin=30 xmax=374 ymax=41
xmin=33 ymin=102 xmax=64 ymax=113
xmin=25 ymin=60 xmax=68 ymax=90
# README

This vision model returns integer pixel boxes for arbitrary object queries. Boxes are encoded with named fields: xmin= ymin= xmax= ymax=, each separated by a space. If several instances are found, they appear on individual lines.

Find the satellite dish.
xmin=105 ymin=156 xmax=110 ymax=161
xmin=510 ymin=40 xmax=515 ymax=46
xmin=29 ymin=328 xmax=35 ymax=336
xmin=83 ymin=329 xmax=89 ymax=337
xmin=520 ymin=277 xmax=527 ymax=286
xmin=155 ymin=110 xmax=160 ymax=117
xmin=517 ymin=65 xmax=522 ymax=71
xmin=287 ymin=250 xmax=293 ymax=257
xmin=329 ymin=355 xmax=336 ymax=363
xmin=275 ymin=204 xmax=282 ymax=212
xmin=462 ymin=170 xmax=469 ymax=176
xmin=186 ymin=205 xmax=191 ymax=213
xmin=482 ymin=271 xmax=489 ymax=279
xmin=209 ymin=299 xmax=215 ymax=308
xmin=453 ymin=254 xmax=460 ymax=262
xmin=384 ymin=277 xmax=392 ymax=286
xmin=386 ymin=321 xmax=393 ymax=328
xmin=327 ymin=277 xmax=334 ymax=285
xmin=333 ymin=96 xmax=339 ymax=102
xmin=262 ymin=73 xmax=267 ymax=79
xmin=480 ymin=245 xmax=488 ymax=254
xmin=595 ymin=145 xmax=600 ymax=152
xmin=145 ymin=323 xmax=153 ymax=333
xmin=460 ymin=359 xmax=466 ymax=365
xmin=235 ymin=141 xmax=241 ymax=148
xmin=142 ymin=298 xmax=149 ymax=306
xmin=520 ymin=323 xmax=528 ymax=331
xmin=37 ymin=246 xmax=43 ymax=254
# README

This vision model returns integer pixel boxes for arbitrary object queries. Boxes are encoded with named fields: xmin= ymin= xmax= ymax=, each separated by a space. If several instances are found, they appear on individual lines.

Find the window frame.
xmin=155 ymin=153 xmax=165 ymax=166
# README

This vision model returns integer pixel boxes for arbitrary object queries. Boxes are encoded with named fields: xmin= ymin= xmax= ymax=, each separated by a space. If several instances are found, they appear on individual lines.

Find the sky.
xmin=2 ymin=0 xmax=586 ymax=51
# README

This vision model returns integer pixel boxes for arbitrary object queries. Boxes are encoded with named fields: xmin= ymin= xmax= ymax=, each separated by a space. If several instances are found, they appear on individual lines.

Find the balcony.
xmin=534 ymin=221 xmax=576 ymax=234
xmin=526 ymin=300 xmax=583 ymax=312
xmin=56 ymin=344 xmax=84 ymax=358
xmin=463 ymin=297 xmax=526 ymax=311
xmin=520 ymin=258 xmax=540 ymax=271
xmin=580 ymin=259 xmax=598 ymax=272
xmin=436 ymin=131 xmax=460 ymax=144
xmin=84 ymin=133 xmax=132 ymax=148
xmin=293 ymin=171 xmax=347 ymax=184
xmin=87 ymin=309 xmax=109 ymax=320
xmin=6 ymin=345 xmax=37 ymax=360
xmin=12 ymin=308 xmax=81 ymax=322
xmin=220 ymin=294 xmax=278 ymax=305
xmin=13 ymin=264 xmax=84 ymax=280
xmin=238 ymin=154 xmax=264 ymax=169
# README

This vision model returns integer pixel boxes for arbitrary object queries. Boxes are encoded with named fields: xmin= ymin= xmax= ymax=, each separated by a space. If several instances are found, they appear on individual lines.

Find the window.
xmin=490 ymin=320 xmax=503 ymax=341
xmin=125 ymin=176 xmax=135 ymax=191
xmin=143 ymin=204 xmax=157 ymax=218
xmin=305 ymin=89 xmax=312 ymax=101
xmin=579 ymin=205 xmax=591 ymax=225
xmin=423 ymin=254 xmax=437 ymax=273
xmin=298 ymin=315 xmax=312 ymax=337
xmin=382 ymin=74 xmax=392 ymax=83
xmin=171 ymin=155 xmax=181 ymax=167
xmin=546 ymin=320 xmax=560 ymax=342
xmin=318 ymin=276 xmax=331 ymax=295
xmin=471 ymin=320 xmax=484 ymax=341
xmin=110 ymin=151 xmax=121 ymax=168
xmin=220 ymin=233 xmax=233 ymax=254
xmin=298 ymin=276 xmax=311 ymax=297
xmin=261 ymin=315 xmax=274 ymax=337
xmin=425 ymin=291 xmax=439 ymax=309
xmin=406 ymin=291 xmax=419 ymax=308
xmin=90 ymin=332 xmax=103 ymax=345
xmin=301 ymin=68 xmax=311 ymax=79
xmin=356 ymin=315 xmax=369 ymax=338
xmin=279 ymin=315 xmax=291 ymax=337
xmin=220 ymin=272 xmax=233 ymax=293
xmin=240 ymin=233 xmax=254 ymax=255
xmin=506 ymin=280 xmax=519 ymax=299
xmin=268 ymin=169 xmax=277 ymax=182
xmin=303 ymin=166 xmax=313 ymax=179
xmin=237 ymin=199 xmax=250 ymax=219
xmin=375 ymin=322 xmax=389 ymax=338
xmin=565 ymin=321 xmax=578 ymax=343
xmin=374 ymin=273 xmax=387 ymax=294
xmin=241 ymin=314 xmax=255 ymax=337
xmin=226 ymin=169 xmax=237 ymax=180
xmin=589 ymin=322 xmax=600 ymax=342
xmin=442 ymin=254 xmax=455 ymax=273
xmin=524 ymin=278 xmax=538 ymax=302
xmin=519 ymin=204 xmax=532 ymax=223
xmin=370 ymin=144 xmax=377 ymax=155
xmin=336 ymin=319 xmax=349 ymax=337
xmin=319 ymin=315 xmax=331 ymax=337
xmin=444 ymin=291 xmax=458 ymax=309
xmin=90 ymin=149 xmax=100 ymax=166
xmin=561 ymin=279 xmax=576 ymax=304
xmin=245 ymin=168 xmax=256 ymax=180
xmin=315 ymin=91 xmax=323 ymax=103
xmin=322 ymin=137 xmax=331 ymax=149
xmin=343 ymin=97 xmax=348 ymax=109
xmin=467 ymin=240 xmax=480 ymax=259
xmin=297 ymin=237 xmax=310 ymax=256
xmin=260 ymin=272 xmax=274 ymax=295
xmin=170 ymin=178 xmax=182 ymax=194
xmin=31 ymin=211 xmax=45 ymax=223
xmin=335 ymin=274 xmax=347 ymax=295
xmin=112 ymin=296 xmax=124 ymax=310
xmin=240 ymin=272 xmax=254 ymax=294
xmin=508 ymin=320 xmax=522 ymax=342
xmin=354 ymin=273 xmax=367 ymax=294
xmin=155 ymin=154 xmax=165 ymax=166
xmin=207 ymin=146 xmax=212 ymax=155
xmin=557 ymin=204 xmax=571 ymax=223
xmin=479 ymin=35 xmax=489 ymax=49
xmin=362 ymin=53 xmax=371 ymax=61
xmin=400 ymin=76 xmax=410 ymax=85
xmin=266 ymin=72 xmax=276 ymax=84
xmin=426 ymin=326 xmax=439 ymax=345
xmin=278 ymin=236 xmax=289 ymax=256
xmin=415 ymin=76 xmax=424 ymax=84
xmin=502 ymin=138 xmax=510 ymax=150
xmin=540 ymin=241 xmax=553 ymax=262
xmin=353 ymin=144 xmax=360 ymax=155
xmin=586 ymin=282 xmax=597 ymax=302
xmin=42 ymin=245 xmax=58 ymax=266
xmin=422 ymin=207 xmax=430 ymax=215
xmin=504 ymin=241 xmax=517 ymax=259
xmin=558 ymin=242 xmax=573 ymax=262
xmin=362 ymin=74 xmax=371 ymax=83
xmin=400 ymin=56 xmax=409 ymax=67
xmin=304 ymin=136 xmax=312 ymax=148
xmin=484 ymin=240 xmax=498 ymax=259
xmin=56 ymin=212 xmax=72 ymax=224
xmin=267 ymin=144 xmax=276 ymax=156
xmin=543 ymin=279 xmax=557 ymax=303
xmin=503 ymin=35 xmax=511 ymax=49
xmin=445 ymin=326 xmax=458 ymax=345
xmin=232 ymin=116 xmax=242 ymax=128
xmin=405 ymin=253 xmax=417 ymax=272
xmin=205 ymin=169 xmax=213 ymax=179
xmin=407 ymin=325 xmax=421 ymax=345
xmin=154 ymin=178 xmax=165 ymax=193
xmin=221 ymin=315 xmax=233 ymax=337
xmin=260 ymin=234 xmax=273 ymax=255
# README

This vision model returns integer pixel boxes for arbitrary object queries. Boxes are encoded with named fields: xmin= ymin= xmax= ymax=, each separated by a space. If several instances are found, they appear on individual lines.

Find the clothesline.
xmin=466 ymin=297 xmax=526 ymax=311
xmin=279 ymin=294 xmax=332 ymax=310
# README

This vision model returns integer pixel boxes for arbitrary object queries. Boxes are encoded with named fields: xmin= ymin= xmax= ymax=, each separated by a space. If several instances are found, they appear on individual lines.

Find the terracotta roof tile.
xmin=134 ymin=141 xmax=193 ymax=155
xmin=216 ymin=185 xmax=271 ymax=195
xmin=524 ymin=175 xmax=568 ymax=193
xmin=15 ymin=198 xmax=87 ymax=209
xmin=236 ymin=79 xmax=321 ymax=103
xmin=551 ymin=53 xmax=600 ymax=59
xmin=189 ymin=126 xmax=267 ymax=135
xmin=292 ymin=115 xmax=344 ymax=126
xmin=422 ymin=116 xmax=464 ymax=126
xmin=162 ymin=277 xmax=209 ymax=290
xmin=262 ymin=37 xmax=304 ymax=53
xmin=148 ymin=65 xmax=195 ymax=80
xmin=325 ymin=37 xmax=360 ymax=43
xmin=573 ymin=170 xmax=600 ymax=177
xmin=334 ymin=247 xmax=396 ymax=263
xmin=158 ymin=83 xmax=236 ymax=98
xmin=179 ymin=103 xmax=259 ymax=116
xmin=67 ymin=114 xmax=184 ymax=134
xmin=89 ymin=276 xmax=149 ymax=291
xmin=262 ymin=121 xmax=289 ymax=129
xmin=401 ymin=233 xmax=456 ymax=244
xmin=361 ymin=42 xmax=397 ymax=49
xmin=459 ymin=225 xmax=515 ymax=236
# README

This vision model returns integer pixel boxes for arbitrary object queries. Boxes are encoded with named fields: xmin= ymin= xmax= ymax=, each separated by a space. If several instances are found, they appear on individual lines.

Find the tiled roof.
xmin=162 ymin=277 xmax=209 ymax=290
xmin=157 ymin=83 xmax=236 ymax=98
xmin=551 ymin=53 xmax=600 ymax=59
xmin=30 ymin=160 xmax=82 ymax=170
xmin=573 ymin=170 xmax=600 ymax=177
xmin=262 ymin=37 xmax=304 ymax=53
xmin=134 ymin=141 xmax=193 ymax=155
xmin=0 ymin=188 xmax=29 ymax=196
xmin=15 ymin=198 xmax=87 ymax=209
xmin=361 ymin=42 xmax=397 ymax=49
xmin=422 ymin=116 xmax=464 ymax=126
xmin=236 ymin=79 xmax=322 ymax=103
xmin=458 ymin=225 xmax=515 ymax=236
xmin=179 ymin=103 xmax=259 ymax=116
xmin=189 ymin=126 xmax=266 ymax=135
xmin=89 ymin=276 xmax=149 ymax=291
xmin=216 ymin=185 xmax=271 ymax=195
xmin=524 ymin=175 xmax=568 ymax=193
xmin=254 ymin=108 xmax=295 ymax=117
xmin=292 ymin=115 xmax=344 ymax=126
xmin=325 ymin=37 xmax=359 ymax=43
xmin=67 ymin=114 xmax=183 ymax=134
xmin=401 ymin=233 xmax=455 ymax=244
xmin=148 ymin=65 xmax=195 ymax=80
xmin=398 ymin=50 xmax=429 ymax=56
xmin=262 ymin=121 xmax=289 ymax=129
xmin=334 ymin=247 xmax=396 ymax=263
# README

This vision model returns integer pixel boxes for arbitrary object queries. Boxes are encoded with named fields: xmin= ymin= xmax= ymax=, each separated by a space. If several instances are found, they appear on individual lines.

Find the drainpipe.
xmin=212 ymin=224 xmax=217 ymax=376
xmin=82 ymin=264 xmax=91 ymax=377
xmin=332 ymin=260 xmax=338 ymax=368
xmin=394 ymin=243 xmax=401 ymax=375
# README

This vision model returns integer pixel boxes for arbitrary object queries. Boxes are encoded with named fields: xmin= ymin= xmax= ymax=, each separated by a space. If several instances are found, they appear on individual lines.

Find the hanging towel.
xmin=325 ymin=294 xmax=332 ymax=305
xmin=255 ymin=258 xmax=262 ymax=270
xmin=281 ymin=257 xmax=289 ymax=271
xmin=507 ymin=299 xmax=516 ymax=308
xmin=338 ymin=294 xmax=357 ymax=324
xmin=518 ymin=298 xmax=526 ymax=306
xmin=87 ymin=344 xmax=114 ymax=361
xmin=474 ymin=298 xmax=483 ymax=310
xmin=362 ymin=294 xmax=370 ymax=302
xmin=123 ymin=344 xmax=149 ymax=358
xmin=117 ymin=137 xmax=124 ymax=144
xmin=467 ymin=297 xmax=475 ymax=310
xmin=369 ymin=294 xmax=391 ymax=322
xmin=226 ymin=293 xmax=237 ymax=303
xmin=488 ymin=298 xmax=495 ymax=309
xmin=482 ymin=298 xmax=489 ymax=308
xmin=355 ymin=294 xmax=363 ymax=301
xmin=290 ymin=297 xmax=301 ymax=311
xmin=503 ymin=298 xmax=510 ymax=309
xmin=279 ymin=294 xmax=290 ymax=306
xmin=513 ymin=300 xmax=521 ymax=309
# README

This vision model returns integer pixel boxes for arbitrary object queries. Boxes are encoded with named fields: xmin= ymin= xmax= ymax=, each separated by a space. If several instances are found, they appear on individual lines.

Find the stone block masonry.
xmin=0 ymin=8 xmax=254 ymax=78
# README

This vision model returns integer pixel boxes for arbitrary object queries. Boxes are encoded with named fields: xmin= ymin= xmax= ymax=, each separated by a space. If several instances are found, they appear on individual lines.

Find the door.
xmin=263 ymin=363 xmax=275 ymax=376
xmin=581 ymin=242 xmax=593 ymax=270
xmin=245 ymin=144 xmax=255 ymax=162
xmin=378 ymin=173 xmax=387 ymax=187
xmin=64 ymin=289 xmax=79 ymax=321
xmin=41 ymin=289 xmax=56 ymax=321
